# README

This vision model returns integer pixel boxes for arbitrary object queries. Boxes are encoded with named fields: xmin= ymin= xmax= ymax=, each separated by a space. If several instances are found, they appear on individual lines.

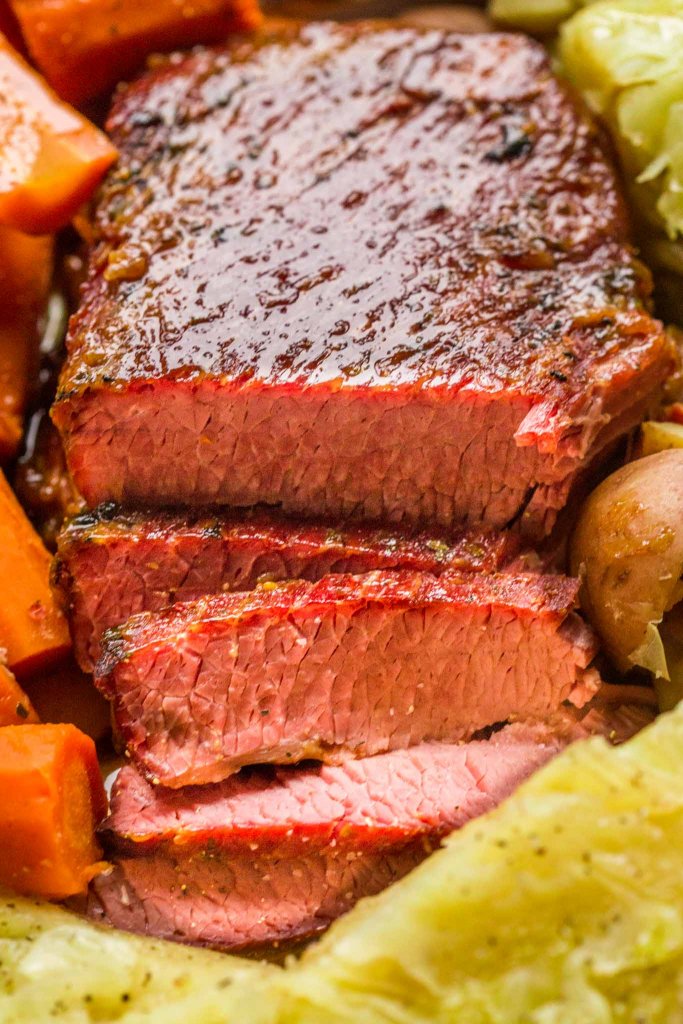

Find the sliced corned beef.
xmin=90 ymin=700 xmax=654 ymax=950
xmin=96 ymin=569 xmax=601 ymax=788
xmin=55 ymin=505 xmax=520 ymax=671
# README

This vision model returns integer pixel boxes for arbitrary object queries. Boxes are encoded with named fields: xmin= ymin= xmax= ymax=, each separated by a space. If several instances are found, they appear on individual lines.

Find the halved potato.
xmin=571 ymin=449 xmax=683 ymax=707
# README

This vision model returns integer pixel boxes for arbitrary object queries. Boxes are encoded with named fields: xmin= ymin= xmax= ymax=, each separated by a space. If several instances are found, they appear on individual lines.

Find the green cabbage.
xmin=0 ymin=896 xmax=280 ymax=1023
xmin=559 ymin=1 xmax=683 ymax=261
xmin=281 ymin=704 xmax=683 ymax=1023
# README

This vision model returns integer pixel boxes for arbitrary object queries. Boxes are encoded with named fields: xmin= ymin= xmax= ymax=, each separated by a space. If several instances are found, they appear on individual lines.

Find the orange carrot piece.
xmin=0 ymin=660 xmax=38 ymax=725
xmin=0 ymin=470 xmax=71 ymax=677
xmin=0 ymin=723 xmax=106 ymax=898
xmin=8 ymin=0 xmax=263 ymax=106
xmin=0 ymin=33 xmax=117 ymax=233
xmin=25 ymin=657 xmax=111 ymax=744
xmin=0 ymin=226 xmax=53 ymax=461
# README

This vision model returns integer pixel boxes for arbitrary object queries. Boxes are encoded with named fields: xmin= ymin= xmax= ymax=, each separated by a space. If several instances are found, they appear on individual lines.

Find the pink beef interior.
xmin=91 ymin=702 xmax=653 ymax=951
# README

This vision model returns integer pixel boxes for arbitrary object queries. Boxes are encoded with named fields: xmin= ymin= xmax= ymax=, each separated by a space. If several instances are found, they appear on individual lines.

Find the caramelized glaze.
xmin=59 ymin=23 xmax=664 ymax=403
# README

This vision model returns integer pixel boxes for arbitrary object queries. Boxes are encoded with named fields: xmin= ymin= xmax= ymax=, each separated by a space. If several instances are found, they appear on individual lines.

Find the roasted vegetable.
xmin=0 ymin=32 xmax=116 ymax=233
xmin=0 ymin=226 xmax=53 ymax=461
xmin=0 ymin=894 xmax=279 ymax=1024
xmin=0 ymin=469 xmax=70 ymax=677
xmin=559 ymin=1 xmax=683 ymax=280
xmin=282 ymin=704 xmax=683 ymax=1022
xmin=0 ymin=661 xmax=36 ymax=727
xmin=0 ymin=723 xmax=106 ymax=899
xmin=571 ymin=450 xmax=683 ymax=707
xmin=7 ymin=0 xmax=263 ymax=106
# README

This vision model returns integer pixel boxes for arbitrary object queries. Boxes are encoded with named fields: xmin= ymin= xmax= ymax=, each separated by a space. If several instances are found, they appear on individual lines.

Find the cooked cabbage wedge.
xmin=559 ymin=0 xmax=683 ymax=260
xmin=6 ymin=708 xmax=683 ymax=1022
xmin=0 ymin=896 xmax=279 ymax=1023
xmin=280 ymin=704 xmax=683 ymax=1023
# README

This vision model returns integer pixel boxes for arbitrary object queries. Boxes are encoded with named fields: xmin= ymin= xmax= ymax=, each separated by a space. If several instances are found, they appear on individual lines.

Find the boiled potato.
xmin=571 ymin=450 xmax=683 ymax=706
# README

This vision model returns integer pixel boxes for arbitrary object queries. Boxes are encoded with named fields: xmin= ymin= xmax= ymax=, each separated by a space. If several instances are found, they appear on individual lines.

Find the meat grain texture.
xmin=53 ymin=23 xmax=674 ymax=537
xmin=53 ymin=19 xmax=670 ymax=954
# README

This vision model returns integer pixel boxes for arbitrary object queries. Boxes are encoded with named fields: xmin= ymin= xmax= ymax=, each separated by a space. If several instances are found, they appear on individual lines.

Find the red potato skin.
xmin=571 ymin=449 xmax=683 ymax=671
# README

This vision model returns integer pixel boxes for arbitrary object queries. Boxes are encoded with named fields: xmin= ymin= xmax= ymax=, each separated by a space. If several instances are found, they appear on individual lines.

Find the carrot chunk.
xmin=0 ymin=470 xmax=71 ymax=677
xmin=0 ymin=723 xmax=106 ymax=898
xmin=8 ymin=0 xmax=263 ymax=106
xmin=0 ymin=226 xmax=53 ymax=461
xmin=0 ymin=660 xmax=38 ymax=726
xmin=0 ymin=33 xmax=117 ymax=233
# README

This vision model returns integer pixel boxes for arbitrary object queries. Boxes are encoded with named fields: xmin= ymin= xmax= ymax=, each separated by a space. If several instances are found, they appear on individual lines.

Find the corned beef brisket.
xmin=56 ymin=505 xmax=520 ymax=670
xmin=53 ymin=23 xmax=674 ymax=536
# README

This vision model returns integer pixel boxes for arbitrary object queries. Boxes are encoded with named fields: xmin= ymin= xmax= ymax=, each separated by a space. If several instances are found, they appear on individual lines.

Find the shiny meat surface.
xmin=60 ymin=24 xmax=661 ymax=392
